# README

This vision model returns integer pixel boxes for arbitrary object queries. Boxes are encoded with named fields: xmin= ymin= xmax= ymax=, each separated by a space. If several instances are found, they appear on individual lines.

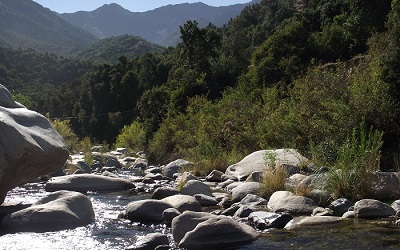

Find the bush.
xmin=259 ymin=151 xmax=287 ymax=199
xmin=115 ymin=120 xmax=146 ymax=152
xmin=326 ymin=120 xmax=383 ymax=201
xmin=51 ymin=118 xmax=79 ymax=152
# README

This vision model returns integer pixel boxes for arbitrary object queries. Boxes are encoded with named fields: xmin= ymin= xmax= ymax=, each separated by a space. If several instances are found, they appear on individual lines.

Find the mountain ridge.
xmin=61 ymin=1 xmax=259 ymax=46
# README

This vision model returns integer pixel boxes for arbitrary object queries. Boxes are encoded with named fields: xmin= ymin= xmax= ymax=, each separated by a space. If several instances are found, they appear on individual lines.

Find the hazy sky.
xmin=32 ymin=0 xmax=251 ymax=13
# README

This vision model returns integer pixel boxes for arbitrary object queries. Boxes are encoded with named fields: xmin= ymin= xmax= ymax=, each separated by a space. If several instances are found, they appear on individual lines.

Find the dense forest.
xmin=4 ymin=0 xmax=400 ymax=173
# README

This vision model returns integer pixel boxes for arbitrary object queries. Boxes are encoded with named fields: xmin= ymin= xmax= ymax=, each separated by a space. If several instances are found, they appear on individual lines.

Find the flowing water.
xmin=1 ymin=180 xmax=400 ymax=249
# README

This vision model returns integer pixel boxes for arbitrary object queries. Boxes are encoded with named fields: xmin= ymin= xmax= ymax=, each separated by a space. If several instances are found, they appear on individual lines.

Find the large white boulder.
xmin=225 ymin=149 xmax=307 ymax=180
xmin=0 ymin=84 xmax=69 ymax=204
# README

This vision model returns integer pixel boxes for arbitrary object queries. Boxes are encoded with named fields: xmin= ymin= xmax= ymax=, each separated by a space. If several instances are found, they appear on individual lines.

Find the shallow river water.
xmin=1 ymin=180 xmax=400 ymax=249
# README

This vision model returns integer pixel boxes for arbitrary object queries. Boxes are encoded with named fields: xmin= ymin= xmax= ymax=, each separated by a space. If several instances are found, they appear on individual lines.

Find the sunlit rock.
xmin=0 ymin=84 xmax=69 ymax=204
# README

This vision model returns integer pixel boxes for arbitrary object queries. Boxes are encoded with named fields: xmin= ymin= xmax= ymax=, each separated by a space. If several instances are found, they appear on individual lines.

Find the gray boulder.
xmin=126 ymin=232 xmax=169 ymax=250
xmin=391 ymin=200 xmax=400 ymax=212
xmin=194 ymin=194 xmax=218 ymax=206
xmin=125 ymin=199 xmax=173 ymax=223
xmin=284 ymin=216 xmax=348 ymax=230
xmin=0 ymin=84 xmax=69 ymax=204
xmin=172 ymin=211 xmax=259 ymax=249
xmin=248 ymin=211 xmax=293 ymax=230
xmin=45 ymin=174 xmax=135 ymax=192
xmin=354 ymin=199 xmax=396 ymax=219
xmin=152 ymin=187 xmax=180 ymax=200
xmin=163 ymin=159 xmax=193 ymax=178
xmin=181 ymin=180 xmax=213 ymax=197
xmin=225 ymin=149 xmax=307 ymax=180
xmin=267 ymin=191 xmax=294 ymax=210
xmin=329 ymin=198 xmax=353 ymax=217
xmin=273 ymin=196 xmax=318 ymax=216
xmin=239 ymin=194 xmax=267 ymax=206
xmin=162 ymin=208 xmax=181 ymax=225
xmin=206 ymin=170 xmax=224 ymax=182
xmin=366 ymin=172 xmax=400 ymax=200
xmin=231 ymin=182 xmax=261 ymax=203
xmin=105 ymin=158 xmax=123 ymax=169
xmin=161 ymin=194 xmax=202 ymax=213
xmin=2 ymin=190 xmax=94 ymax=232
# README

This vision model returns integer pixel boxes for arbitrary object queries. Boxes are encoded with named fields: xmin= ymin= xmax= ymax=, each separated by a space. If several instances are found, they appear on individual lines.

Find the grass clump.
xmin=326 ymin=120 xmax=383 ymax=201
xmin=259 ymin=151 xmax=287 ymax=199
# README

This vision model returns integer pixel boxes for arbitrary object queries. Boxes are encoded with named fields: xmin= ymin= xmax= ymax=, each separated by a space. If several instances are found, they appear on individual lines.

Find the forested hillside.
xmin=5 ymin=0 xmax=400 ymax=173
xmin=0 ymin=0 xmax=97 ymax=54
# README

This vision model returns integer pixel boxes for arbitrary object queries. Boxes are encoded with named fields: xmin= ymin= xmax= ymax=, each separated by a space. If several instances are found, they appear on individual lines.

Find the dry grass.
xmin=259 ymin=168 xmax=287 ymax=199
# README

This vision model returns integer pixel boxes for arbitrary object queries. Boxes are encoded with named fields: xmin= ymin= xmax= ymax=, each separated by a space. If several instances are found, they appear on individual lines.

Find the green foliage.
xmin=115 ymin=120 xmax=146 ymax=152
xmin=81 ymin=137 xmax=94 ymax=164
xmin=51 ymin=118 xmax=79 ymax=153
xmin=73 ymin=35 xmax=165 ymax=64
xmin=325 ymin=120 xmax=383 ymax=200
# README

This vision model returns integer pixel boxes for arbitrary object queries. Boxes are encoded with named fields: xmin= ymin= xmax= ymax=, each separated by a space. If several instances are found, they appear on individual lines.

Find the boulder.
xmin=205 ymin=170 xmax=224 ymax=182
xmin=125 ymin=199 xmax=173 ymax=223
xmin=45 ymin=174 xmax=135 ymax=192
xmin=172 ymin=211 xmax=259 ymax=249
xmin=233 ymin=205 xmax=257 ymax=218
xmin=163 ymin=159 xmax=193 ymax=178
xmin=194 ymin=194 xmax=218 ymax=206
xmin=273 ymin=196 xmax=318 ymax=216
xmin=284 ymin=216 xmax=348 ymax=230
xmin=126 ymin=232 xmax=169 ymax=250
xmin=181 ymin=180 xmax=213 ymax=197
xmin=2 ymin=190 xmax=94 ymax=232
xmin=152 ymin=187 xmax=180 ymax=200
xmin=0 ymin=84 xmax=69 ymax=204
xmin=225 ymin=149 xmax=308 ymax=180
xmin=105 ymin=158 xmax=123 ymax=169
xmin=366 ymin=172 xmax=400 ymax=200
xmin=285 ymin=173 xmax=307 ymax=190
xmin=267 ymin=191 xmax=294 ymax=210
xmin=161 ymin=195 xmax=202 ymax=213
xmin=231 ymin=182 xmax=261 ymax=203
xmin=245 ymin=171 xmax=262 ymax=182
xmin=391 ymin=200 xmax=400 ymax=212
xmin=354 ymin=199 xmax=396 ymax=219
xmin=329 ymin=198 xmax=353 ymax=217
xmin=248 ymin=211 xmax=293 ymax=230
xmin=162 ymin=208 xmax=181 ymax=225
xmin=239 ymin=194 xmax=267 ymax=206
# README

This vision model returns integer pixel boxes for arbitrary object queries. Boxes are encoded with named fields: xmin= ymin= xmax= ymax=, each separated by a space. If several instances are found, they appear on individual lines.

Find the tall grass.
xmin=259 ymin=151 xmax=287 ymax=199
xmin=326 ymin=120 xmax=383 ymax=200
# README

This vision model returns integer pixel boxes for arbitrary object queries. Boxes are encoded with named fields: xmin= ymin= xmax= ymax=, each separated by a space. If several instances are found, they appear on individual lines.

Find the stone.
xmin=284 ymin=216 xmax=348 ymax=230
xmin=2 ymin=190 xmax=94 ymax=232
xmin=225 ymin=149 xmax=308 ymax=180
xmin=152 ymin=187 xmax=180 ymax=200
xmin=206 ymin=170 xmax=224 ymax=182
xmin=221 ymin=204 xmax=240 ymax=216
xmin=219 ymin=197 xmax=233 ymax=208
xmin=366 ymin=172 xmax=400 ymax=200
xmin=391 ymin=200 xmax=400 ymax=212
xmin=163 ymin=159 xmax=193 ymax=178
xmin=285 ymin=173 xmax=307 ymax=190
xmin=342 ymin=211 xmax=355 ymax=218
xmin=225 ymin=182 xmax=242 ymax=192
xmin=175 ymin=172 xmax=198 ymax=187
xmin=217 ymin=179 xmax=235 ymax=189
xmin=329 ymin=198 xmax=353 ymax=217
xmin=231 ymin=182 xmax=261 ymax=203
xmin=145 ymin=167 xmax=162 ymax=174
xmin=194 ymin=194 xmax=218 ymax=206
xmin=267 ymin=191 xmax=294 ymax=210
xmin=233 ymin=205 xmax=257 ymax=218
xmin=161 ymin=194 xmax=202 ymax=213
xmin=239 ymin=194 xmax=267 ymax=206
xmin=92 ymin=152 xmax=118 ymax=163
xmin=248 ymin=211 xmax=293 ymax=230
xmin=312 ymin=207 xmax=333 ymax=216
xmin=105 ymin=158 xmax=123 ymax=169
xmin=77 ymin=161 xmax=92 ymax=173
xmin=245 ymin=171 xmax=262 ymax=182
xmin=181 ymin=180 xmax=213 ymax=197
xmin=125 ymin=199 xmax=173 ymax=223
xmin=221 ymin=174 xmax=237 ymax=182
xmin=172 ymin=211 xmax=259 ymax=249
xmin=354 ymin=199 xmax=396 ymax=219
xmin=162 ymin=208 xmax=181 ymax=225
xmin=45 ymin=174 xmax=135 ymax=192
xmin=143 ymin=173 xmax=163 ymax=181
xmin=126 ymin=232 xmax=169 ymax=250
xmin=273 ymin=196 xmax=318 ymax=216
xmin=0 ymin=84 xmax=69 ymax=204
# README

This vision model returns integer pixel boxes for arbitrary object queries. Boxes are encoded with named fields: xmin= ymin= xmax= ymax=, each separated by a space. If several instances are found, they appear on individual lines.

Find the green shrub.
xmin=326 ymin=120 xmax=383 ymax=200
xmin=51 ymin=118 xmax=79 ymax=153
xmin=115 ymin=120 xmax=146 ymax=152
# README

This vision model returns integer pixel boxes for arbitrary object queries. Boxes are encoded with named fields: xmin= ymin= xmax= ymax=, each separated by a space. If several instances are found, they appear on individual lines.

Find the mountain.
xmin=61 ymin=1 xmax=259 ymax=46
xmin=0 ymin=0 xmax=98 ymax=55
xmin=73 ymin=35 xmax=165 ymax=64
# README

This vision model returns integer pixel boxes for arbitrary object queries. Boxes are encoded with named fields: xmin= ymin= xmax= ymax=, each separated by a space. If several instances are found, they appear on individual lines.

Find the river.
xmin=1 ymin=178 xmax=400 ymax=249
